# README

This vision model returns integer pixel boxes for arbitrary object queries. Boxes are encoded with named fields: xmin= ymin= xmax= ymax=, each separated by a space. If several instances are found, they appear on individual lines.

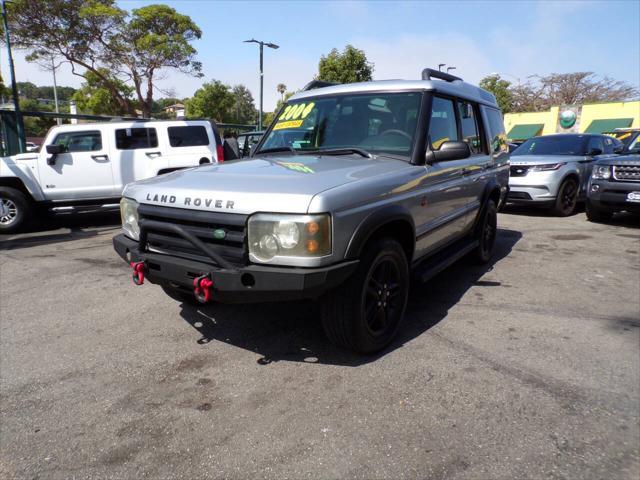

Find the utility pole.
xmin=51 ymin=56 xmax=61 ymax=125
xmin=1 ymin=0 xmax=26 ymax=153
xmin=244 ymin=38 xmax=279 ymax=131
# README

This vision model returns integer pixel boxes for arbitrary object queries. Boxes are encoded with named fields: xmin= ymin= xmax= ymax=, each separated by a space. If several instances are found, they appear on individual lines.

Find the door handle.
xmin=146 ymin=151 xmax=162 ymax=157
xmin=461 ymin=168 xmax=470 ymax=175
xmin=91 ymin=154 xmax=109 ymax=161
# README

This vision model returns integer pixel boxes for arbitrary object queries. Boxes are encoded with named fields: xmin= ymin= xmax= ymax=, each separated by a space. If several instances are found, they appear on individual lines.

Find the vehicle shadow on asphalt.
xmin=0 ymin=212 xmax=120 ymax=250
xmin=177 ymin=228 xmax=523 ymax=367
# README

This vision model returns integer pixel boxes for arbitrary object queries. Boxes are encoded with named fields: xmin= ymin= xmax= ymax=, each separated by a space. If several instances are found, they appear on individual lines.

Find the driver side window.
xmin=52 ymin=131 xmax=102 ymax=153
xmin=429 ymin=97 xmax=459 ymax=150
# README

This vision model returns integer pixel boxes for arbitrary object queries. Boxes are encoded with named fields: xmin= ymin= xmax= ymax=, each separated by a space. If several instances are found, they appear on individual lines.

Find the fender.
xmin=0 ymin=155 xmax=44 ymax=201
xmin=344 ymin=204 xmax=415 ymax=260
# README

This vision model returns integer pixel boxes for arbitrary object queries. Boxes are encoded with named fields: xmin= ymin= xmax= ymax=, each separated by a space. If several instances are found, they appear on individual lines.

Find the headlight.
xmin=592 ymin=165 xmax=611 ymax=179
xmin=530 ymin=162 xmax=566 ymax=172
xmin=120 ymin=198 xmax=140 ymax=240
xmin=248 ymin=213 xmax=331 ymax=263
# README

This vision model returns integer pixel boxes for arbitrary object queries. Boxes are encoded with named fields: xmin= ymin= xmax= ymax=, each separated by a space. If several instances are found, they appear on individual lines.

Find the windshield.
xmin=607 ymin=131 xmax=640 ymax=151
xmin=259 ymin=92 xmax=422 ymax=157
xmin=512 ymin=135 xmax=588 ymax=156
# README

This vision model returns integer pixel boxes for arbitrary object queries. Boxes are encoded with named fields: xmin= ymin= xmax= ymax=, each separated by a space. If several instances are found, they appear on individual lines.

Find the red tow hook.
xmin=193 ymin=274 xmax=214 ymax=303
xmin=130 ymin=261 xmax=147 ymax=285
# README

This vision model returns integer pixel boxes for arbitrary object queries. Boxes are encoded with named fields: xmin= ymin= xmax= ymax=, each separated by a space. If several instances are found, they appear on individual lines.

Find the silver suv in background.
xmin=507 ymin=133 xmax=623 ymax=216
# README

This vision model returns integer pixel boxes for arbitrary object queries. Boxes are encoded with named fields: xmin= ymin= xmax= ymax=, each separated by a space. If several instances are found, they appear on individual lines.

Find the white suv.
xmin=0 ymin=120 xmax=224 ymax=233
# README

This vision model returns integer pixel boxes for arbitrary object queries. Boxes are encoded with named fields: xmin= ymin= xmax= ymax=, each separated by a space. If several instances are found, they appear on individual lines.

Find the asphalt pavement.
xmin=0 ymin=209 xmax=638 ymax=479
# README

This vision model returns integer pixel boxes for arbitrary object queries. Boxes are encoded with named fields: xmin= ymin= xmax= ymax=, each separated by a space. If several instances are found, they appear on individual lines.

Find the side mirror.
xmin=425 ymin=141 xmax=471 ymax=164
xmin=46 ymin=144 xmax=64 ymax=165
xmin=587 ymin=148 xmax=603 ymax=157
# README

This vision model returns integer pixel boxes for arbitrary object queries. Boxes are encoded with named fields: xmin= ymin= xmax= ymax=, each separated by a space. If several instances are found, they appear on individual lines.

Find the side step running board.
xmin=50 ymin=204 xmax=120 ymax=213
xmin=412 ymin=238 xmax=479 ymax=283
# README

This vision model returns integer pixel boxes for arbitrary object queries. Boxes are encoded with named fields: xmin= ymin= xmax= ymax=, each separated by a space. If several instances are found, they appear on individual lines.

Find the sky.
xmin=2 ymin=0 xmax=639 ymax=112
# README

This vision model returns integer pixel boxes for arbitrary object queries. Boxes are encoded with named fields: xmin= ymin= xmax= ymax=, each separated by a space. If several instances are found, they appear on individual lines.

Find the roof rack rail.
xmin=302 ymin=80 xmax=339 ymax=91
xmin=421 ymin=68 xmax=462 ymax=83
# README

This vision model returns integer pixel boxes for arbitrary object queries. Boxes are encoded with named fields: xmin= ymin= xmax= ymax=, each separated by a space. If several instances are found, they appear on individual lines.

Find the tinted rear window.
xmin=115 ymin=128 xmax=158 ymax=150
xmin=168 ymin=126 xmax=210 ymax=147
xmin=512 ymin=135 xmax=588 ymax=156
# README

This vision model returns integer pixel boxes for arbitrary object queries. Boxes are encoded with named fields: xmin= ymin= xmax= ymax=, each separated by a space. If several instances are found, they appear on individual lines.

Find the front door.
xmin=38 ymin=128 xmax=114 ymax=201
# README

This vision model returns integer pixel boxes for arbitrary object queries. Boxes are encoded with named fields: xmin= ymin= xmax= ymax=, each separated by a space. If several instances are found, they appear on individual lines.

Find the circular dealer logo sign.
xmin=560 ymin=110 xmax=577 ymax=129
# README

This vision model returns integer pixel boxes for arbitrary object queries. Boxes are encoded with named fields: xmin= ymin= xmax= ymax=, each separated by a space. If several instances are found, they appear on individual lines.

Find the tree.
xmin=479 ymin=75 xmax=513 ymax=113
xmin=5 ymin=0 xmax=203 ymax=117
xmin=185 ymin=80 xmax=235 ymax=122
xmin=509 ymin=72 xmax=639 ymax=112
xmin=317 ymin=45 xmax=373 ymax=84
xmin=231 ymin=85 xmax=257 ymax=124
xmin=72 ymin=69 xmax=134 ymax=116
xmin=277 ymin=83 xmax=286 ymax=101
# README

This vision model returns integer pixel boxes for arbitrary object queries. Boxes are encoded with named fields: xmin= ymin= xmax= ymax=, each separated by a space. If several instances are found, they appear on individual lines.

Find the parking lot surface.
xmin=1 ymin=210 xmax=639 ymax=479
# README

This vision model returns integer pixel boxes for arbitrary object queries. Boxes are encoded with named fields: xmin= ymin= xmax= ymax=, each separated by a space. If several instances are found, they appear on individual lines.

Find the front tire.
xmin=321 ymin=238 xmax=409 ymax=354
xmin=0 ymin=187 xmax=31 ymax=234
xmin=552 ymin=178 xmax=579 ymax=216
xmin=585 ymin=201 xmax=613 ymax=223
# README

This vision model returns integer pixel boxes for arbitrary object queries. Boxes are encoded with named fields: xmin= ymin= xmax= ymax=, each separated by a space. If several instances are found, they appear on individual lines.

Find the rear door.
xmin=38 ymin=127 xmax=114 ymax=200
xmin=163 ymin=123 xmax=216 ymax=167
xmin=112 ymin=126 xmax=167 ymax=192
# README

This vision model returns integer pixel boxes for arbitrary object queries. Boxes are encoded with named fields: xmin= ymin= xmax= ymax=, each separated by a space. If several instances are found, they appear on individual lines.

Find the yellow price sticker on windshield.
xmin=273 ymin=120 xmax=303 ymax=130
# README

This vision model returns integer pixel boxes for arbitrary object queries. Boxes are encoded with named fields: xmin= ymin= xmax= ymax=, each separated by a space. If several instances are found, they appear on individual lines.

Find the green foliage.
xmin=16 ymin=82 xmax=76 ymax=102
xmin=5 ymin=0 xmax=202 ymax=117
xmin=317 ymin=45 xmax=374 ymax=84
xmin=20 ymin=99 xmax=56 ymax=137
xmin=72 ymin=69 xmax=135 ymax=116
xmin=231 ymin=85 xmax=257 ymax=124
xmin=185 ymin=80 xmax=235 ymax=122
xmin=479 ymin=75 xmax=513 ymax=113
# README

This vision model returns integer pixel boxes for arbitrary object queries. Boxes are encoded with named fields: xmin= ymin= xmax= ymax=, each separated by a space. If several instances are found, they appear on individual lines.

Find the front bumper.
xmin=113 ymin=234 xmax=358 ymax=303
xmin=587 ymin=180 xmax=640 ymax=213
xmin=507 ymin=171 xmax=563 ymax=205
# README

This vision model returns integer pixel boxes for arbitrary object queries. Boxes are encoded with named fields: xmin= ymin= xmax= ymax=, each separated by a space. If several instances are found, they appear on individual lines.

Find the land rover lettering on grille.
xmin=145 ymin=193 xmax=235 ymax=209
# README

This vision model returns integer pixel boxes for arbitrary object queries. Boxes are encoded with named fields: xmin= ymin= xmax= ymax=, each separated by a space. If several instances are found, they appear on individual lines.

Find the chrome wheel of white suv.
xmin=0 ymin=187 xmax=31 ymax=233
xmin=0 ymin=197 xmax=18 ymax=226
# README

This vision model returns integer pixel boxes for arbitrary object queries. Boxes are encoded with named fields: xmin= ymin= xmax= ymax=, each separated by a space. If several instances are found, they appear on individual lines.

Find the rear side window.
xmin=52 ymin=130 xmax=102 ymax=152
xmin=457 ymin=101 xmax=482 ymax=155
xmin=484 ymin=108 xmax=507 ymax=154
xmin=429 ymin=97 xmax=459 ymax=150
xmin=115 ymin=128 xmax=158 ymax=150
xmin=168 ymin=126 xmax=210 ymax=147
xmin=587 ymin=136 xmax=605 ymax=154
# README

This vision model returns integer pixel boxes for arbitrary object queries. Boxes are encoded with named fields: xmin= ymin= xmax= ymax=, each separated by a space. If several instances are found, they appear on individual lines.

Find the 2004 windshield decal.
xmin=273 ymin=102 xmax=315 ymax=130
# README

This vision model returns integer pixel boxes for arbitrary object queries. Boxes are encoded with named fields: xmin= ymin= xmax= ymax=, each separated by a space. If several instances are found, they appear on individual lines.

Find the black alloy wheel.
xmin=553 ymin=178 xmax=579 ymax=216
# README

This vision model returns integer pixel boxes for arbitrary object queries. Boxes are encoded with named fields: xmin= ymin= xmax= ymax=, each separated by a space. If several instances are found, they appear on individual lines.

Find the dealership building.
xmin=503 ymin=100 xmax=640 ymax=141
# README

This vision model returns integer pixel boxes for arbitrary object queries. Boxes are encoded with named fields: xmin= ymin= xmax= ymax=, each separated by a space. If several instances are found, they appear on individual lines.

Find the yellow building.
xmin=503 ymin=100 xmax=640 ymax=141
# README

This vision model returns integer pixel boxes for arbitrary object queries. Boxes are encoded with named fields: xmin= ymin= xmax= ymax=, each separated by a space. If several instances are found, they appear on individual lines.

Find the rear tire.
xmin=470 ymin=199 xmax=498 ymax=264
xmin=321 ymin=238 xmax=409 ymax=354
xmin=0 ymin=187 xmax=31 ymax=234
xmin=585 ymin=201 xmax=613 ymax=223
xmin=552 ymin=178 xmax=579 ymax=216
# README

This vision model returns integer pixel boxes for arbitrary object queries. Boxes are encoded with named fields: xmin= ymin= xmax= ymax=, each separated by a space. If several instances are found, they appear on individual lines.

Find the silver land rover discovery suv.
xmin=113 ymin=69 xmax=509 ymax=354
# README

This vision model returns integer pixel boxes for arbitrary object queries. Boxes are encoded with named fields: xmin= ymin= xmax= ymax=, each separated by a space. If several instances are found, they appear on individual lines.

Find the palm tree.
xmin=277 ymin=83 xmax=287 ymax=102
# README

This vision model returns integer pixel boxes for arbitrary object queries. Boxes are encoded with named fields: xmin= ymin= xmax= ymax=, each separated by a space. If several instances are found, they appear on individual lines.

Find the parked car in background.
xmin=25 ymin=142 xmax=40 ymax=153
xmin=604 ymin=128 xmax=640 ymax=155
xmin=507 ymin=133 xmax=623 ymax=216
xmin=587 ymin=144 xmax=640 ymax=222
xmin=0 ymin=120 xmax=224 ymax=233
xmin=237 ymin=130 xmax=264 ymax=157
xmin=508 ymin=142 xmax=521 ymax=153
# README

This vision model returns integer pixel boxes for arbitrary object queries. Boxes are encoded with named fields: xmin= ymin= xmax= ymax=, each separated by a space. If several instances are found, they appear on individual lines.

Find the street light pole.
xmin=244 ymin=38 xmax=279 ymax=131
xmin=1 ymin=0 xmax=26 ymax=153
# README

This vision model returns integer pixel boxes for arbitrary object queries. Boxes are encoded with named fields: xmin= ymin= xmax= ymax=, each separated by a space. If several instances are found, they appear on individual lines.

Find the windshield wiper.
xmin=256 ymin=146 xmax=297 ymax=155
xmin=301 ymin=148 xmax=373 ymax=158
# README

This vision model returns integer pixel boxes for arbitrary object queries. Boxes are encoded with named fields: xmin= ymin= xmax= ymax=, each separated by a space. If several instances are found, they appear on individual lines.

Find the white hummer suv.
xmin=0 ymin=119 xmax=224 ymax=233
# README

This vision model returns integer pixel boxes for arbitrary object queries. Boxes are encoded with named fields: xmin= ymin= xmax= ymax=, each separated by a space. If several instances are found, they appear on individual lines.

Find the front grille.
xmin=138 ymin=204 xmax=247 ymax=266
xmin=613 ymin=165 xmax=640 ymax=182
xmin=510 ymin=165 xmax=530 ymax=177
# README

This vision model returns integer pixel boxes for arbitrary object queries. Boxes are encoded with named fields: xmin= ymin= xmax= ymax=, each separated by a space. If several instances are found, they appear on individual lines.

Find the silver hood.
xmin=124 ymin=154 xmax=410 ymax=215
xmin=510 ymin=154 xmax=586 ymax=166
